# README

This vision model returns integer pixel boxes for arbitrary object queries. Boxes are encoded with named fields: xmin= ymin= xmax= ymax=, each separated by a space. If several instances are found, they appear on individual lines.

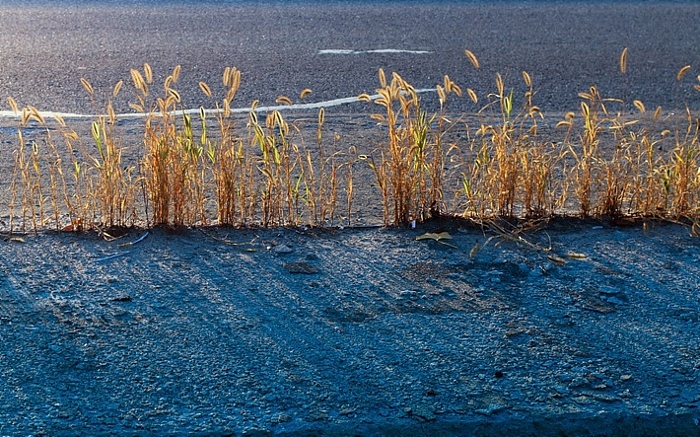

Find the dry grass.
xmin=5 ymin=49 xmax=700 ymax=232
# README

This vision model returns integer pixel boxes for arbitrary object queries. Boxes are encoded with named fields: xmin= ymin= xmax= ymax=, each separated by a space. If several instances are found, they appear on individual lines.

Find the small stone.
xmin=475 ymin=404 xmax=506 ymax=416
xmin=306 ymin=409 xmax=328 ymax=422
xmin=568 ymin=377 xmax=589 ymax=388
xmin=591 ymin=392 xmax=621 ymax=403
xmin=111 ymin=295 xmax=132 ymax=302
xmin=275 ymin=413 xmax=291 ymax=423
xmin=573 ymin=395 xmax=595 ymax=405
xmin=554 ymin=385 xmax=570 ymax=395
xmin=606 ymin=296 xmax=626 ymax=305
xmin=339 ymin=407 xmax=356 ymax=416
xmin=242 ymin=427 xmax=272 ymax=437
xmin=273 ymin=244 xmax=293 ymax=254
xmin=283 ymin=262 xmax=318 ymax=274
xmin=411 ymin=405 xmax=436 ymax=422
xmin=598 ymin=286 xmax=619 ymax=295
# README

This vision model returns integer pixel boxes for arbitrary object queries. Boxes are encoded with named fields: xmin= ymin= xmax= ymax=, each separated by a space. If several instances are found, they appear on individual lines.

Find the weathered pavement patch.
xmin=0 ymin=221 xmax=699 ymax=436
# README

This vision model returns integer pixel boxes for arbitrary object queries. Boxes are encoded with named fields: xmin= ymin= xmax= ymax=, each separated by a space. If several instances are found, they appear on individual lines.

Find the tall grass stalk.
xmin=5 ymin=58 xmax=700 ymax=231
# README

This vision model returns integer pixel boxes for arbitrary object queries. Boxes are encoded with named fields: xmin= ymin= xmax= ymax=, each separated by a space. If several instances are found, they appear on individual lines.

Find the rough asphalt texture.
xmin=0 ymin=1 xmax=699 ymax=117
xmin=0 ymin=1 xmax=700 ymax=436
xmin=1 ymin=221 xmax=699 ymax=436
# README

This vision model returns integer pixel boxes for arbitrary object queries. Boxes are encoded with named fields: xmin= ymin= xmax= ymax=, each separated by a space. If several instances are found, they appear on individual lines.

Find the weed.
xmin=5 ymin=55 xmax=700 ymax=231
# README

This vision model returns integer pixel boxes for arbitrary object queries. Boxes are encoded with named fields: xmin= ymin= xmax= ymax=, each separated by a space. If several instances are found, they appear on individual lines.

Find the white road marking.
xmin=0 ymin=89 xmax=437 ymax=122
xmin=318 ymin=49 xmax=433 ymax=55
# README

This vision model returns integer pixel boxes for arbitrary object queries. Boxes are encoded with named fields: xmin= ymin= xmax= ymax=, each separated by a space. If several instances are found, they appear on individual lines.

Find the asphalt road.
xmin=1 ymin=221 xmax=700 ymax=436
xmin=0 ymin=1 xmax=699 ymax=118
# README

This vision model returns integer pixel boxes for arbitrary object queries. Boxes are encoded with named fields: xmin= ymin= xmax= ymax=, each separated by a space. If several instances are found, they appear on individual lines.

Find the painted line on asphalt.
xmin=0 ymin=89 xmax=437 ymax=122
xmin=318 ymin=49 xmax=433 ymax=55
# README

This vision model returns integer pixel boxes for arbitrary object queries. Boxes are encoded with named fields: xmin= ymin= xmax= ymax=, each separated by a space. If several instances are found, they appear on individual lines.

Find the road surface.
xmin=0 ymin=1 xmax=699 ymax=119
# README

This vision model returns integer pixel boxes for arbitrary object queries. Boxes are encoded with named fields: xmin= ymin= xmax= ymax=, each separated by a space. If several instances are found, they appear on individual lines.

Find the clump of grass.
xmin=359 ymin=69 xmax=460 ymax=225
xmin=133 ymin=64 xmax=352 ymax=228
xmin=301 ymin=107 xmax=344 ymax=226
xmin=83 ymin=78 xmax=140 ymax=228
xmin=457 ymin=67 xmax=563 ymax=219
xmin=249 ymin=106 xmax=297 ymax=226
xmin=134 ymin=64 xmax=202 ymax=226
xmin=8 ymin=94 xmax=139 ymax=232
xmin=5 ymin=51 xmax=700 ymax=232
xmin=205 ymin=67 xmax=256 ymax=226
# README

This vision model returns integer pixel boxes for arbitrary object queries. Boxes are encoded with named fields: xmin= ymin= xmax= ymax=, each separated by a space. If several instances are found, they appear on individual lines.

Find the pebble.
xmin=306 ymin=409 xmax=329 ymax=422
xmin=283 ymin=262 xmax=318 ymax=274
xmin=241 ymin=427 xmax=272 ymax=437
xmin=400 ymin=290 xmax=417 ymax=298
xmin=606 ymin=296 xmax=626 ymax=305
xmin=569 ymin=377 xmax=589 ymax=388
xmin=475 ymin=403 xmax=506 ymax=416
xmin=598 ymin=286 xmax=619 ymax=295
xmin=410 ymin=405 xmax=436 ymax=422
xmin=339 ymin=407 xmax=356 ymax=416
xmin=272 ymin=413 xmax=291 ymax=424
xmin=273 ymin=245 xmax=293 ymax=254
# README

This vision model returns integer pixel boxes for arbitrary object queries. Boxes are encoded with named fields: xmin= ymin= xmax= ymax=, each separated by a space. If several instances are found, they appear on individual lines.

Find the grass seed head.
xmin=677 ymin=65 xmax=691 ymax=81
xmin=112 ymin=80 xmax=124 ymax=98
xmin=496 ymin=73 xmax=504 ymax=97
xmin=378 ymin=68 xmax=387 ymax=88
xmin=299 ymin=88 xmax=312 ymax=99
xmin=276 ymin=95 xmax=293 ymax=105
xmin=7 ymin=97 xmax=18 ymax=114
xmin=167 ymin=88 xmax=181 ymax=103
xmin=143 ymin=63 xmax=153 ymax=84
xmin=467 ymin=88 xmax=478 ymax=104
xmin=171 ymin=65 xmax=181 ymax=83
xmin=620 ymin=47 xmax=628 ymax=74
xmin=130 ymin=69 xmax=147 ymax=95
xmin=199 ymin=81 xmax=212 ymax=98
xmin=465 ymin=49 xmax=480 ymax=69
xmin=80 ymin=78 xmax=94 ymax=95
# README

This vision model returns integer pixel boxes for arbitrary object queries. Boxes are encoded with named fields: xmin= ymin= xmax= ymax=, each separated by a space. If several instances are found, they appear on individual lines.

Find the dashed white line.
xmin=318 ymin=49 xmax=433 ymax=55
